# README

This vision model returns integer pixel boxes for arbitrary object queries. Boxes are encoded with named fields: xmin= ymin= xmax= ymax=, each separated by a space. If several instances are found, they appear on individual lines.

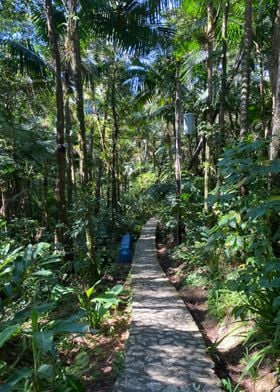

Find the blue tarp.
xmin=118 ymin=234 xmax=132 ymax=263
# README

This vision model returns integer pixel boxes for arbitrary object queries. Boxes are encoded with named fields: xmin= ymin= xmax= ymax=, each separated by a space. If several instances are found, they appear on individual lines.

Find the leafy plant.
xmin=77 ymin=282 xmax=123 ymax=328
xmin=0 ymin=306 xmax=90 ymax=392
xmin=181 ymin=271 xmax=209 ymax=287
xmin=112 ymin=350 xmax=124 ymax=377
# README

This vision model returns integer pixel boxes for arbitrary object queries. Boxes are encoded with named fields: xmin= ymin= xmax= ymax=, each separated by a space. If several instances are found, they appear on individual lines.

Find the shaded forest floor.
xmin=84 ymin=264 xmax=131 ymax=392
xmin=156 ymin=235 xmax=278 ymax=392
xmin=0 ymin=265 xmax=131 ymax=392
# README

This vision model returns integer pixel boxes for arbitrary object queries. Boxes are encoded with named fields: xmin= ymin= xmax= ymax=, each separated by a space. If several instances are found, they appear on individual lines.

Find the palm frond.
xmin=79 ymin=1 xmax=174 ymax=55
xmin=180 ymin=49 xmax=208 ymax=85
xmin=31 ymin=3 xmax=66 ymax=43
xmin=0 ymin=37 xmax=49 ymax=77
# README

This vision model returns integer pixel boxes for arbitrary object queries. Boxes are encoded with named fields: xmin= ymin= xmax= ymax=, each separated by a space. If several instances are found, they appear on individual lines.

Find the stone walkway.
xmin=113 ymin=218 xmax=221 ymax=392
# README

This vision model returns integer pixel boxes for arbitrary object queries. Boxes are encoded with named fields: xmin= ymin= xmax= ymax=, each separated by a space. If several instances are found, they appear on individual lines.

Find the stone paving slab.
xmin=113 ymin=218 xmax=222 ymax=392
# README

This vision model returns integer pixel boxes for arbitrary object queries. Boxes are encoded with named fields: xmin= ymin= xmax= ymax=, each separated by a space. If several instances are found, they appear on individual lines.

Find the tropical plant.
xmin=77 ymin=282 xmax=123 ymax=328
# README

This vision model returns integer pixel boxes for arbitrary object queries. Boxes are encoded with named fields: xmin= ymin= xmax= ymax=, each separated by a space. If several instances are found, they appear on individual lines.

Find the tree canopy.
xmin=2 ymin=0 xmax=280 ymax=390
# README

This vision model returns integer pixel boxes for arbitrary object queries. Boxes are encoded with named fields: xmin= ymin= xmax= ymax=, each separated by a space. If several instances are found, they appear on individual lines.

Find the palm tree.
xmin=240 ymin=0 xmax=253 ymax=138
xmin=270 ymin=0 xmax=280 ymax=166
xmin=44 ymin=0 xmax=68 ymax=245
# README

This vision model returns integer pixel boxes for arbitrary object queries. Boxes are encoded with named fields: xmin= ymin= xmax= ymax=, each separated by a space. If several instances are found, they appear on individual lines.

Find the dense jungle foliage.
xmin=1 ymin=0 xmax=280 ymax=390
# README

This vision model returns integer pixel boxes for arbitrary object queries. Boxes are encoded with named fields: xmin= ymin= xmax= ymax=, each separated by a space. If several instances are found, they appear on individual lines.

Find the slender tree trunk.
xmin=270 ymin=1 xmax=280 ymax=112
xmin=270 ymin=31 xmax=280 ymax=164
xmin=43 ymin=168 xmax=50 ymax=230
xmin=64 ymin=0 xmax=88 ymax=184
xmin=44 ymin=0 xmax=68 ymax=244
xmin=174 ymin=71 xmax=182 ymax=243
xmin=95 ymin=157 xmax=103 ymax=215
xmin=204 ymin=2 xmax=214 ymax=212
xmin=207 ymin=2 xmax=214 ymax=119
xmin=204 ymin=142 xmax=210 ymax=211
xmin=95 ymin=114 xmax=107 ymax=215
xmin=255 ymin=43 xmax=266 ymax=137
xmin=219 ymin=0 xmax=229 ymax=143
xmin=167 ymin=127 xmax=173 ymax=171
xmin=88 ymin=125 xmax=94 ymax=183
xmin=63 ymin=0 xmax=98 ymax=279
xmin=175 ymin=77 xmax=182 ymax=197
xmin=107 ymin=170 xmax=111 ymax=209
xmin=111 ymin=70 xmax=120 ymax=217
xmin=240 ymin=0 xmax=253 ymax=138
xmin=269 ymin=0 xmax=280 ymax=144
xmin=64 ymin=73 xmax=74 ymax=209
xmin=1 ymin=186 xmax=8 ymax=220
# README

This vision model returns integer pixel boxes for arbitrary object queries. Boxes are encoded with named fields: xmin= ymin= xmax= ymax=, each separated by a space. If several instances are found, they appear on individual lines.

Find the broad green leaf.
xmin=68 ymin=351 xmax=90 ymax=376
xmin=33 ymin=331 xmax=54 ymax=355
xmin=23 ymin=244 xmax=33 ymax=265
xmin=3 ymin=283 xmax=13 ymax=297
xmin=0 ymin=267 xmax=13 ymax=276
xmin=268 ymin=195 xmax=280 ymax=201
xmin=236 ymin=236 xmax=244 ymax=248
xmin=272 ymin=297 xmax=280 ymax=309
xmin=247 ymin=207 xmax=267 ymax=219
xmin=32 ymin=269 xmax=53 ymax=277
xmin=0 ymin=367 xmax=31 ymax=392
xmin=33 ymin=302 xmax=56 ymax=314
xmin=40 ymin=254 xmax=61 ymax=265
xmin=37 ymin=364 xmax=53 ymax=380
xmin=0 ymin=220 xmax=6 ymax=229
xmin=264 ymin=261 xmax=280 ymax=272
xmin=93 ymin=294 xmax=119 ymax=306
xmin=65 ymin=374 xmax=85 ymax=391
xmin=106 ymin=284 xmax=123 ymax=296
xmin=51 ymin=284 xmax=75 ymax=300
xmin=32 ymin=242 xmax=50 ymax=259
xmin=86 ymin=286 xmax=95 ymax=298
xmin=0 ymin=324 xmax=19 ymax=348
xmin=260 ymin=278 xmax=280 ymax=289
xmin=107 ymin=284 xmax=123 ymax=296
xmin=94 ymin=302 xmax=108 ymax=317
xmin=51 ymin=320 xmax=89 ymax=334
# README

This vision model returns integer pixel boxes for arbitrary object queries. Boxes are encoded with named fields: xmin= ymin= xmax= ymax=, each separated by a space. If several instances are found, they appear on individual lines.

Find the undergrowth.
xmin=158 ymin=140 xmax=280 ymax=390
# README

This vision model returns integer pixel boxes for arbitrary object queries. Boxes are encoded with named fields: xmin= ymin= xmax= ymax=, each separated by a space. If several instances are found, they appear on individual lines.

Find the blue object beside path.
xmin=119 ymin=234 xmax=132 ymax=263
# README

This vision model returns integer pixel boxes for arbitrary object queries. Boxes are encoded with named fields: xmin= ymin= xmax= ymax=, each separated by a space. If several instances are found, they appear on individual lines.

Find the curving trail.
xmin=114 ymin=218 xmax=221 ymax=392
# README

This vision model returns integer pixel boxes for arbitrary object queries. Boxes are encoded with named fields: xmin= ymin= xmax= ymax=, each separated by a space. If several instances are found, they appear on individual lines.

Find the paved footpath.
xmin=113 ymin=218 xmax=222 ymax=392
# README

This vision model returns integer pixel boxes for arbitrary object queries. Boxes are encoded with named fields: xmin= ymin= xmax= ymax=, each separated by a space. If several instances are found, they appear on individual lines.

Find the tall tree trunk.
xmin=204 ymin=143 xmax=210 ymax=211
xmin=95 ymin=156 xmax=103 ymax=215
xmin=88 ymin=125 xmax=94 ymax=183
xmin=270 ymin=1 xmax=280 ymax=109
xmin=204 ymin=2 xmax=215 ymax=212
xmin=175 ymin=77 xmax=182 ymax=198
xmin=64 ymin=0 xmax=98 ymax=280
xmin=44 ymin=0 xmax=68 ymax=244
xmin=240 ymin=0 xmax=253 ymax=138
xmin=64 ymin=72 xmax=74 ymax=209
xmin=219 ymin=0 xmax=229 ymax=143
xmin=95 ymin=112 xmax=107 ymax=215
xmin=207 ymin=2 xmax=214 ymax=119
xmin=255 ymin=43 xmax=266 ymax=136
xmin=269 ymin=0 xmax=280 ymax=142
xmin=270 ymin=20 xmax=280 ymax=165
xmin=111 ymin=69 xmax=120 ymax=218
xmin=43 ymin=168 xmax=50 ymax=230
xmin=64 ymin=0 xmax=88 ymax=184
xmin=174 ymin=71 xmax=182 ymax=243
